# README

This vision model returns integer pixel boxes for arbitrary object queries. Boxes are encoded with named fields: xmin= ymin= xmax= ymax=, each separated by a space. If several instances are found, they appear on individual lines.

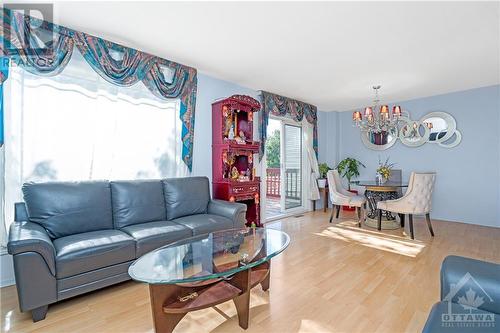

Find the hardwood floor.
xmin=2 ymin=210 xmax=499 ymax=333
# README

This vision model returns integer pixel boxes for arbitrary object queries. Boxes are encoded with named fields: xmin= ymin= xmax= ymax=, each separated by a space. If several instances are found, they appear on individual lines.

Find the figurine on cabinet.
xmin=231 ymin=166 xmax=239 ymax=180
xmin=238 ymin=170 xmax=249 ymax=182
xmin=239 ymin=130 xmax=246 ymax=142
xmin=228 ymin=125 xmax=235 ymax=140
xmin=223 ymin=106 xmax=232 ymax=137
xmin=233 ymin=129 xmax=246 ymax=144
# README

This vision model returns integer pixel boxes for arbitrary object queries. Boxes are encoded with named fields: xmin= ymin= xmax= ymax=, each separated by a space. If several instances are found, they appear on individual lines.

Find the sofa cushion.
xmin=422 ymin=301 xmax=499 ymax=333
xmin=121 ymin=221 xmax=192 ymax=257
xmin=53 ymin=230 xmax=135 ymax=278
xmin=110 ymin=180 xmax=166 ymax=229
xmin=23 ymin=181 xmax=113 ymax=239
xmin=172 ymin=214 xmax=233 ymax=236
xmin=162 ymin=177 xmax=210 ymax=220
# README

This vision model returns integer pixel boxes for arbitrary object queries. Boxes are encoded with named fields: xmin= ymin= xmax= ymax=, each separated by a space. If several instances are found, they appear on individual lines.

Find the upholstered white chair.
xmin=327 ymin=170 xmax=366 ymax=227
xmin=376 ymin=172 xmax=436 ymax=239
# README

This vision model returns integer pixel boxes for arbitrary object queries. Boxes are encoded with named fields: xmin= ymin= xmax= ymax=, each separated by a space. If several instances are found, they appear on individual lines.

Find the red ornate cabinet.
xmin=212 ymin=95 xmax=261 ymax=227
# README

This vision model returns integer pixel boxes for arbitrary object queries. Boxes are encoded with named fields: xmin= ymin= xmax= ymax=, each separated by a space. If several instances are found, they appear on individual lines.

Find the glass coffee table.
xmin=129 ymin=228 xmax=290 ymax=333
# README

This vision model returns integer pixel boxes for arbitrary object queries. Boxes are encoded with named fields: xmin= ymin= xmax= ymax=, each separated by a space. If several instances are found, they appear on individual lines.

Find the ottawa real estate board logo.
xmin=441 ymin=272 xmax=495 ymax=329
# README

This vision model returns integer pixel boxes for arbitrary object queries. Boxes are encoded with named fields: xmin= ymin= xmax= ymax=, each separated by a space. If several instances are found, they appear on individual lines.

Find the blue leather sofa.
xmin=422 ymin=255 xmax=500 ymax=333
xmin=7 ymin=177 xmax=246 ymax=322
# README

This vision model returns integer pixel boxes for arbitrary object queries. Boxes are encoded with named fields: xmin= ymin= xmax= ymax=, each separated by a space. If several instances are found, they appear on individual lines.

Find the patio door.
xmin=264 ymin=118 xmax=304 ymax=220
xmin=281 ymin=123 xmax=302 ymax=211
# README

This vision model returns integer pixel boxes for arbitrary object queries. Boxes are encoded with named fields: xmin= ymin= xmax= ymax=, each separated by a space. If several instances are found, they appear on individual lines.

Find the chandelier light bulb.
xmin=353 ymin=111 xmax=362 ymax=121
xmin=393 ymin=105 xmax=402 ymax=117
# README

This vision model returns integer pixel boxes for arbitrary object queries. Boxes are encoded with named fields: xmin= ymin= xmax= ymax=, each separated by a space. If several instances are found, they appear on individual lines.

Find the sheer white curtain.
xmin=303 ymin=120 xmax=320 ymax=202
xmin=1 ymin=50 xmax=187 ymax=245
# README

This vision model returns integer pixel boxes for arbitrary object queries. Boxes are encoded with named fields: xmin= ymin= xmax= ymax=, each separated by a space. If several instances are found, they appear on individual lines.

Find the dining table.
xmin=351 ymin=180 xmax=409 ymax=230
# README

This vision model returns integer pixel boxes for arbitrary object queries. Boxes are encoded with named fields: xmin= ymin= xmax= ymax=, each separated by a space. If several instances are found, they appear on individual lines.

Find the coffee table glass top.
xmin=128 ymin=228 xmax=290 ymax=284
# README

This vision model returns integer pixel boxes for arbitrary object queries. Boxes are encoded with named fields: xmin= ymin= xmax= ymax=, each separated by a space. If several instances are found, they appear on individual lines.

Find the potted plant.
xmin=317 ymin=163 xmax=332 ymax=188
xmin=336 ymin=158 xmax=365 ymax=190
xmin=336 ymin=158 xmax=365 ymax=211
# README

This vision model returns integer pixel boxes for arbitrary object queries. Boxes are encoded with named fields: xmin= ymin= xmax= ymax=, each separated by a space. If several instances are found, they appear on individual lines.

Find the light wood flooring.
xmin=1 ymin=210 xmax=499 ymax=333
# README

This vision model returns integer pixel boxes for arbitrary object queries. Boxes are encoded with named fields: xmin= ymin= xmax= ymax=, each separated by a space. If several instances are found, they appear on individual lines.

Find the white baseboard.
xmin=1 ymin=253 xmax=16 ymax=287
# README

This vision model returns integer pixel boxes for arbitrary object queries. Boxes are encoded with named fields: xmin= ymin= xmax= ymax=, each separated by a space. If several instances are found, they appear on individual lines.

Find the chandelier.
xmin=352 ymin=85 xmax=404 ymax=134
xmin=350 ymin=85 xmax=462 ymax=150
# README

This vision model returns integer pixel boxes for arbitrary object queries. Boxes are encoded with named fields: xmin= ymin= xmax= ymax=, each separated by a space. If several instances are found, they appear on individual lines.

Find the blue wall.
xmin=318 ymin=85 xmax=500 ymax=227
xmin=317 ymin=110 xmax=340 ymax=169
xmin=191 ymin=75 xmax=500 ymax=227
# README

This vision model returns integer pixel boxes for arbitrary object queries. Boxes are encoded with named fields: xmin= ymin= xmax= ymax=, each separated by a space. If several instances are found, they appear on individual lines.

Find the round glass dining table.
xmin=351 ymin=180 xmax=409 ymax=229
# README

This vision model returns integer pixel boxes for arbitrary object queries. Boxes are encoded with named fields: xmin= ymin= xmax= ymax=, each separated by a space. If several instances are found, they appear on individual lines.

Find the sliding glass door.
xmin=282 ymin=124 xmax=302 ymax=210
xmin=264 ymin=118 xmax=304 ymax=220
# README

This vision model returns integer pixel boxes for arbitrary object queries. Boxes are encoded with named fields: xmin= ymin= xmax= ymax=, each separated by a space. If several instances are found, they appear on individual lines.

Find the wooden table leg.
xmin=260 ymin=261 xmax=271 ymax=291
xmin=149 ymin=284 xmax=186 ymax=333
xmin=147 ymin=261 xmax=272 ymax=332
xmin=230 ymin=269 xmax=251 ymax=329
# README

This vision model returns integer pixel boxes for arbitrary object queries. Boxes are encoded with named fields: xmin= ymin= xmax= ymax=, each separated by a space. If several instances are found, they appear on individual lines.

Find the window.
xmin=1 ymin=50 xmax=186 ymax=243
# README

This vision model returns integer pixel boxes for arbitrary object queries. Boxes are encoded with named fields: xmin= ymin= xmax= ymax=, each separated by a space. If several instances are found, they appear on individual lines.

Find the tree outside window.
xmin=266 ymin=129 xmax=280 ymax=168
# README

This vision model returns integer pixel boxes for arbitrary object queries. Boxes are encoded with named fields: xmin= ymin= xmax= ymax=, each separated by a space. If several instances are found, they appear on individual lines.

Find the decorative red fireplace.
xmin=212 ymin=95 xmax=261 ymax=227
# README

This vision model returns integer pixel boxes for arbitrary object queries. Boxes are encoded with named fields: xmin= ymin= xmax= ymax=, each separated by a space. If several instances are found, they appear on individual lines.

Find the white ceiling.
xmin=36 ymin=1 xmax=500 ymax=110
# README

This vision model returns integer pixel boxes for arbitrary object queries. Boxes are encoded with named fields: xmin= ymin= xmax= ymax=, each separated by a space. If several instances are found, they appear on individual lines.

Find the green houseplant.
xmin=317 ymin=163 xmax=332 ymax=188
xmin=336 ymin=158 xmax=365 ymax=190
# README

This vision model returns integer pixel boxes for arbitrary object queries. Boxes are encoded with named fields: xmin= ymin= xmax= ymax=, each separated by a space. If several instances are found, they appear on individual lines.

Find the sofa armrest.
xmin=441 ymin=255 xmax=500 ymax=315
xmin=208 ymin=200 xmax=247 ymax=229
xmin=8 ymin=221 xmax=56 ymax=276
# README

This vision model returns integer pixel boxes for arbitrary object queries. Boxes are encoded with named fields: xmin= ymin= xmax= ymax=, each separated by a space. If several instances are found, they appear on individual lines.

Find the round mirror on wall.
xmin=419 ymin=112 xmax=462 ymax=148
xmin=398 ymin=117 xmax=429 ymax=147
xmin=423 ymin=116 xmax=448 ymax=141
xmin=359 ymin=111 xmax=461 ymax=150
xmin=360 ymin=127 xmax=398 ymax=150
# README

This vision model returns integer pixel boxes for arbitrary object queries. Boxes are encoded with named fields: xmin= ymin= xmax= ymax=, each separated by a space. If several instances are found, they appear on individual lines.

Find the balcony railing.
xmin=266 ymin=168 xmax=300 ymax=200
xmin=266 ymin=168 xmax=280 ymax=197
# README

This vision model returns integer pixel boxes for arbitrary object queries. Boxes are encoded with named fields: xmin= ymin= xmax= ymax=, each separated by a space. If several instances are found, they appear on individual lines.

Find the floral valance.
xmin=0 ymin=9 xmax=197 ymax=170
xmin=259 ymin=91 xmax=318 ymax=158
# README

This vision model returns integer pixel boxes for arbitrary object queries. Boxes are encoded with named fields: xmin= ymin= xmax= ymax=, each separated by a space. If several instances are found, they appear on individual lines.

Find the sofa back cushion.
xmin=162 ymin=177 xmax=210 ymax=220
xmin=22 ymin=181 xmax=113 ymax=239
xmin=110 ymin=180 xmax=166 ymax=228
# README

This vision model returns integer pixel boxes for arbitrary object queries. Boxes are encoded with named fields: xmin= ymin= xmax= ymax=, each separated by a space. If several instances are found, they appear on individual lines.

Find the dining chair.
xmin=389 ymin=169 xmax=402 ymax=182
xmin=326 ymin=170 xmax=366 ymax=227
xmin=389 ymin=169 xmax=403 ymax=197
xmin=376 ymin=172 xmax=436 ymax=239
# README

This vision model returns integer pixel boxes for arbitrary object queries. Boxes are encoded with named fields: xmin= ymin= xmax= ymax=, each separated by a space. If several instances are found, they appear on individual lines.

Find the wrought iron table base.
xmin=364 ymin=189 xmax=401 ymax=230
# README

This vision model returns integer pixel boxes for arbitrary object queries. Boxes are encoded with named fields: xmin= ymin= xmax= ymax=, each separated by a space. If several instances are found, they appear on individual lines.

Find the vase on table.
xmin=376 ymin=157 xmax=395 ymax=185
xmin=376 ymin=173 xmax=389 ymax=184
